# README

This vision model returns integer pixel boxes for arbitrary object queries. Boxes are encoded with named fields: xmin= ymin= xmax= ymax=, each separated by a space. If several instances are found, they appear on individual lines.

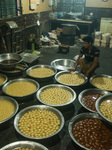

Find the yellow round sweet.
xmin=58 ymin=73 xmax=85 ymax=85
xmin=29 ymin=68 xmax=54 ymax=78
xmin=6 ymin=81 xmax=37 ymax=96
xmin=0 ymin=100 xmax=15 ymax=122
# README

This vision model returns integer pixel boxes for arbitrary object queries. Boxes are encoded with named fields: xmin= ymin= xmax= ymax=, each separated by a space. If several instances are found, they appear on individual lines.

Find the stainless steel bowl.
xmin=14 ymin=105 xmax=64 ymax=140
xmin=89 ymin=74 xmax=112 ymax=92
xmin=55 ymin=71 xmax=88 ymax=88
xmin=2 ymin=78 xmax=40 ymax=102
xmin=0 ymin=96 xmax=19 ymax=130
xmin=26 ymin=64 xmax=57 ymax=82
xmin=51 ymin=59 xmax=76 ymax=71
xmin=68 ymin=113 xmax=104 ymax=150
xmin=36 ymin=84 xmax=76 ymax=107
xmin=78 ymin=88 xmax=111 ymax=113
xmin=0 ymin=73 xmax=8 ymax=89
xmin=0 ymin=53 xmax=22 ymax=69
xmin=96 ymin=94 xmax=112 ymax=125
xmin=1 ymin=141 xmax=48 ymax=150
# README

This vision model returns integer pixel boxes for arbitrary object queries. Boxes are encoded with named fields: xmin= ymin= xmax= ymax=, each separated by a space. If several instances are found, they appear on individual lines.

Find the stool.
xmin=58 ymin=44 xmax=70 ymax=54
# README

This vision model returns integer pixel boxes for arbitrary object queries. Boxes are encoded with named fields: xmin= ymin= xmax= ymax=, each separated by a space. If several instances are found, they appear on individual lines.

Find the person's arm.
xmin=85 ymin=56 xmax=99 ymax=77
xmin=69 ymin=53 xmax=83 ymax=72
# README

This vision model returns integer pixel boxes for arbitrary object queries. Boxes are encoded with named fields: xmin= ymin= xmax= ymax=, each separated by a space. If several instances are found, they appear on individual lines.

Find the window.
xmin=0 ymin=0 xmax=22 ymax=19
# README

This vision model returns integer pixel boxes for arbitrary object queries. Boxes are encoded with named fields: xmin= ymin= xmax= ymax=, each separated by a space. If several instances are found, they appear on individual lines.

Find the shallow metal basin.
xmin=1 ymin=141 xmax=48 ymax=150
xmin=36 ymin=84 xmax=76 ymax=107
xmin=0 ymin=53 xmax=22 ymax=69
xmin=2 ymin=78 xmax=40 ymax=102
xmin=51 ymin=59 xmax=76 ymax=71
xmin=78 ymin=88 xmax=111 ymax=113
xmin=26 ymin=64 xmax=57 ymax=82
xmin=0 ymin=96 xmax=19 ymax=130
xmin=14 ymin=105 xmax=64 ymax=140
xmin=96 ymin=94 xmax=112 ymax=125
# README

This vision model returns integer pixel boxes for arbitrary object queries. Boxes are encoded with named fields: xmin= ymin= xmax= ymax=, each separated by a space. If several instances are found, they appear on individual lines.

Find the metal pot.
xmin=82 ymin=15 xmax=94 ymax=21
xmin=0 ymin=53 xmax=22 ymax=70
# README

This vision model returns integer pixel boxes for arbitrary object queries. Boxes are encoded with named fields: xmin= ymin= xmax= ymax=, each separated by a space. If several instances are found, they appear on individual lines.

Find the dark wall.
xmin=0 ymin=12 xmax=50 ymax=53
xmin=85 ymin=7 xmax=112 ymax=30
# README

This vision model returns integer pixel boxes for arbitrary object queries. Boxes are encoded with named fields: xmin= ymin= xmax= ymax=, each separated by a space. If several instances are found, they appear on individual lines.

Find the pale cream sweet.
xmin=100 ymin=99 xmax=112 ymax=120
xmin=18 ymin=109 xmax=60 ymax=138
xmin=6 ymin=81 xmax=37 ymax=96
xmin=0 ymin=100 xmax=15 ymax=122
xmin=92 ymin=77 xmax=112 ymax=91
xmin=0 ymin=76 xmax=5 ymax=85
xmin=40 ymin=87 xmax=73 ymax=105
xmin=58 ymin=73 xmax=85 ymax=85
xmin=29 ymin=68 xmax=54 ymax=78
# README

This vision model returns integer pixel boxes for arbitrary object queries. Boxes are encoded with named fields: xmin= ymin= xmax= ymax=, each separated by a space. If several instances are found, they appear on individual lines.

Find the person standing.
xmin=69 ymin=35 xmax=100 ymax=77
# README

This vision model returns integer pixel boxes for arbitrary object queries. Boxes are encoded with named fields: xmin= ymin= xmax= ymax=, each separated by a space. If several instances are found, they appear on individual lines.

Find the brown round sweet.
xmin=82 ymin=92 xmax=103 ymax=112
xmin=72 ymin=118 xmax=112 ymax=150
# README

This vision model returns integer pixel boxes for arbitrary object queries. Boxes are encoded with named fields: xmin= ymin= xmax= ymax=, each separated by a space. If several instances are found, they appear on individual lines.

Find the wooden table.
xmin=50 ymin=18 xmax=93 ymax=35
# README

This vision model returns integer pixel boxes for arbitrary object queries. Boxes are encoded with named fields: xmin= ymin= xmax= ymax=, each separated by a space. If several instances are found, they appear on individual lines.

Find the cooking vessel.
xmin=1 ymin=141 xmax=48 ymax=150
xmin=26 ymin=64 xmax=57 ymax=82
xmin=96 ymin=94 xmax=112 ymax=125
xmin=51 ymin=59 xmax=76 ymax=71
xmin=0 ymin=53 xmax=23 ymax=70
xmin=82 ymin=15 xmax=94 ymax=21
xmin=0 ymin=96 xmax=19 ymax=130
xmin=2 ymin=78 xmax=40 ymax=102
xmin=14 ymin=105 xmax=64 ymax=140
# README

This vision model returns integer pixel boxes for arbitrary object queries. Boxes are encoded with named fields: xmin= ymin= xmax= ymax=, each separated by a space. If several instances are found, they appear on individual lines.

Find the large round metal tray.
xmin=96 ymin=94 xmax=112 ymax=125
xmin=68 ymin=113 xmax=110 ymax=150
xmin=1 ymin=141 xmax=48 ymax=150
xmin=0 ymin=96 xmax=19 ymax=130
xmin=78 ymin=88 xmax=111 ymax=113
xmin=89 ymin=74 xmax=112 ymax=92
xmin=55 ymin=71 xmax=88 ymax=88
xmin=2 ymin=78 xmax=40 ymax=101
xmin=36 ymin=84 xmax=76 ymax=107
xmin=14 ymin=105 xmax=64 ymax=140
xmin=51 ymin=59 xmax=76 ymax=71
xmin=26 ymin=64 xmax=57 ymax=82
xmin=0 ymin=73 xmax=8 ymax=89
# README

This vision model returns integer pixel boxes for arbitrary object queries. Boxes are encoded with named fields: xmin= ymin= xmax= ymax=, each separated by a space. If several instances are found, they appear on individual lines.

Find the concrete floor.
xmin=0 ymin=42 xmax=112 ymax=150
xmin=38 ymin=43 xmax=112 ymax=76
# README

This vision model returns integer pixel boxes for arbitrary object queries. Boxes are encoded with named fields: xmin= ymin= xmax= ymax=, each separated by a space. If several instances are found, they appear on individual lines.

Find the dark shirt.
xmin=80 ymin=45 xmax=100 ymax=62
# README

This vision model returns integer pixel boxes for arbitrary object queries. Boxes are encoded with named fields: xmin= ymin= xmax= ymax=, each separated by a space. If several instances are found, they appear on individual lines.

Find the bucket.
xmin=58 ymin=14 xmax=61 ymax=19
